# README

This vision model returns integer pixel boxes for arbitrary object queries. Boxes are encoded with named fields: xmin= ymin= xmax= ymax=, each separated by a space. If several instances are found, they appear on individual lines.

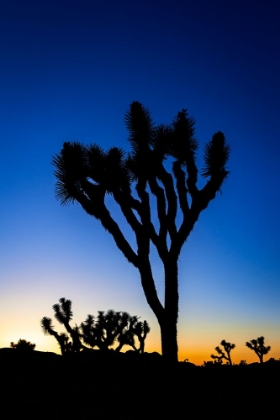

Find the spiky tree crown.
xmin=52 ymin=102 xmax=230 ymax=207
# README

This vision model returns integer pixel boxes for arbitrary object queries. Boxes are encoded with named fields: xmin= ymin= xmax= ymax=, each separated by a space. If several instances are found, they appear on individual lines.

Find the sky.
xmin=0 ymin=0 xmax=280 ymax=364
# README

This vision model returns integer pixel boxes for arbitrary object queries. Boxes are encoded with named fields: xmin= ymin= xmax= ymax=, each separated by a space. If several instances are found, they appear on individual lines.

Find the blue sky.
xmin=0 ymin=0 xmax=279 ymax=363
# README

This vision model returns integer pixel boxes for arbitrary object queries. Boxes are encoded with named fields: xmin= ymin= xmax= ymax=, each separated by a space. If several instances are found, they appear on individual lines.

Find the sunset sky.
xmin=1 ymin=0 xmax=280 ymax=364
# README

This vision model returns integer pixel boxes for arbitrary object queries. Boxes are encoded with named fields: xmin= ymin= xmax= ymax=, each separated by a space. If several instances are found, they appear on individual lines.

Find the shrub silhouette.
xmin=211 ymin=340 xmax=235 ymax=366
xmin=245 ymin=336 xmax=271 ymax=363
xmin=10 ymin=339 xmax=36 ymax=351
xmin=203 ymin=359 xmax=223 ymax=367
xmin=52 ymin=102 xmax=230 ymax=362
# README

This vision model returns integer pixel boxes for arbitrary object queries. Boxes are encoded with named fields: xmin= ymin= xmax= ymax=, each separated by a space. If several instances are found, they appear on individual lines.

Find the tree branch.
xmin=75 ymin=190 xmax=139 ymax=267
xmin=157 ymin=163 xmax=177 ymax=241
xmin=172 ymin=161 xmax=189 ymax=213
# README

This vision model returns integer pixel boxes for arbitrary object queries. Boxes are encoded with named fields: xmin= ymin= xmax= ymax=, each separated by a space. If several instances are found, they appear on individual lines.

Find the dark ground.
xmin=1 ymin=348 xmax=279 ymax=419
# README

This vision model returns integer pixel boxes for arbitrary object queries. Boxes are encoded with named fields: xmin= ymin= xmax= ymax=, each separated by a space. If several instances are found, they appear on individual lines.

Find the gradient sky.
xmin=1 ymin=0 xmax=280 ymax=364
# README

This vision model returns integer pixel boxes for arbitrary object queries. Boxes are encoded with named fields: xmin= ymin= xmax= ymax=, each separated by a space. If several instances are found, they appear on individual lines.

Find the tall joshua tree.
xmin=246 ymin=336 xmax=271 ymax=363
xmin=52 ymin=102 xmax=230 ymax=362
xmin=211 ymin=340 xmax=235 ymax=366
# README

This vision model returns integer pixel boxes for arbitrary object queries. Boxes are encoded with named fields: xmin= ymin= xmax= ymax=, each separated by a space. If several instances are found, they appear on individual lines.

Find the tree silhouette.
xmin=80 ymin=310 xmax=150 ymax=352
xmin=245 ymin=336 xmax=271 ymax=363
xmin=52 ymin=102 xmax=230 ymax=362
xmin=41 ymin=298 xmax=83 ymax=354
xmin=42 ymin=298 xmax=150 ymax=354
xmin=132 ymin=319 xmax=150 ymax=354
xmin=10 ymin=339 xmax=36 ymax=351
xmin=82 ymin=310 xmax=130 ymax=351
xmin=211 ymin=339 xmax=235 ymax=366
xmin=41 ymin=317 xmax=70 ymax=355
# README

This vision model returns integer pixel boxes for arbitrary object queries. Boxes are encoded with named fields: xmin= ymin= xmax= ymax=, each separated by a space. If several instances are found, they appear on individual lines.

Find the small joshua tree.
xmin=131 ymin=319 xmax=150 ymax=353
xmin=41 ymin=297 xmax=83 ymax=355
xmin=41 ymin=317 xmax=70 ymax=355
xmin=10 ymin=339 xmax=36 ymax=351
xmin=80 ymin=310 xmax=150 ymax=352
xmin=245 ymin=336 xmax=271 ymax=363
xmin=211 ymin=339 xmax=235 ymax=366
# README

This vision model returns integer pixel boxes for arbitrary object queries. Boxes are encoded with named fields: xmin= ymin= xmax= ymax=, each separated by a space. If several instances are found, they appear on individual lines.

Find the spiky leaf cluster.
xmin=53 ymin=102 xmax=230 ymax=211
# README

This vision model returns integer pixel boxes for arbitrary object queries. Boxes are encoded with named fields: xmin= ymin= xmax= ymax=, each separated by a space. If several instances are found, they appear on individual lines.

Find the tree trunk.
xmin=160 ymin=258 xmax=179 ymax=363
xmin=138 ymin=256 xmax=179 ymax=363
xmin=159 ymin=317 xmax=178 ymax=363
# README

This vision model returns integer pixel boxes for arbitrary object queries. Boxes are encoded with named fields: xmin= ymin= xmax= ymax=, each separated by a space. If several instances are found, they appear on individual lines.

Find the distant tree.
xmin=41 ymin=316 xmax=70 ymax=355
xmin=52 ymin=298 xmax=83 ymax=352
xmin=245 ymin=336 xmax=271 ymax=363
xmin=115 ymin=315 xmax=138 ymax=352
xmin=80 ymin=310 xmax=150 ymax=352
xmin=10 ymin=339 xmax=36 ymax=351
xmin=211 ymin=340 xmax=235 ymax=366
xmin=239 ymin=359 xmax=247 ymax=366
xmin=42 ymin=298 xmax=150 ymax=354
xmin=52 ymin=101 xmax=230 ymax=362
xmin=81 ymin=310 xmax=132 ymax=351
xmin=41 ymin=297 xmax=83 ymax=355
xmin=132 ymin=319 xmax=151 ymax=354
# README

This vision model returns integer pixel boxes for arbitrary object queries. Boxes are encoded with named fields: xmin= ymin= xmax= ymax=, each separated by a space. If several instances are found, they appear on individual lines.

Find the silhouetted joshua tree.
xmin=52 ymin=101 xmax=230 ymax=362
xmin=41 ymin=298 xmax=83 ymax=354
xmin=131 ymin=319 xmax=151 ymax=353
xmin=10 ymin=339 xmax=36 ymax=351
xmin=211 ymin=340 xmax=235 ymax=366
xmin=41 ymin=317 xmax=70 ymax=355
xmin=80 ymin=310 xmax=150 ymax=352
xmin=245 ymin=336 xmax=271 ymax=363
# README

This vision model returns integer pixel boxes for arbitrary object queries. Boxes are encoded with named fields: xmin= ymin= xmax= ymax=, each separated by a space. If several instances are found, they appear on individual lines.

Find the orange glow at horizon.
xmin=2 ymin=329 xmax=279 ymax=366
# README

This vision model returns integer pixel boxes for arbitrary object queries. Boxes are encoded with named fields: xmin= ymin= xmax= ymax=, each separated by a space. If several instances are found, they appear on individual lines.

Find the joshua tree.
xmin=10 ymin=339 xmax=36 ymax=351
xmin=41 ymin=297 xmax=83 ymax=354
xmin=87 ymin=310 xmax=131 ymax=351
xmin=132 ymin=320 xmax=150 ymax=353
xmin=80 ymin=310 xmax=150 ymax=352
xmin=79 ymin=314 xmax=97 ymax=349
xmin=211 ymin=340 xmax=235 ymax=366
xmin=42 ymin=299 xmax=150 ymax=354
xmin=115 ymin=316 xmax=138 ymax=352
xmin=245 ymin=336 xmax=271 ymax=363
xmin=52 ymin=103 xmax=230 ymax=363
xmin=41 ymin=317 xmax=70 ymax=355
